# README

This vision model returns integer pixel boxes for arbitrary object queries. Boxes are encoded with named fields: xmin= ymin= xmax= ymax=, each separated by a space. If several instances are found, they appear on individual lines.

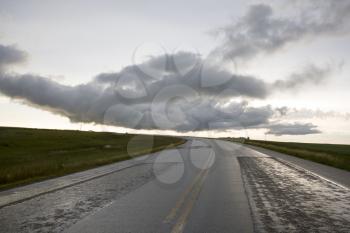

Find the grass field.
xmin=0 ymin=127 xmax=185 ymax=190
xmin=231 ymin=139 xmax=350 ymax=171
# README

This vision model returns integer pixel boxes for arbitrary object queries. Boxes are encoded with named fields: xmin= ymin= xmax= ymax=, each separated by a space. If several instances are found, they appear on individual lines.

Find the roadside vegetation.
xmin=0 ymin=127 xmax=185 ymax=190
xmin=229 ymin=138 xmax=350 ymax=171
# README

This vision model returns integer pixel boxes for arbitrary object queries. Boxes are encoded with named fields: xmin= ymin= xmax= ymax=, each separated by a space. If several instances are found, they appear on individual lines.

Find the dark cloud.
xmin=266 ymin=122 xmax=321 ymax=136
xmin=0 ymin=49 xmax=280 ymax=132
xmin=0 ymin=44 xmax=27 ymax=69
xmin=0 ymin=35 xmax=334 ymax=134
xmin=273 ymin=64 xmax=332 ymax=90
xmin=215 ymin=0 xmax=350 ymax=61
xmin=275 ymin=106 xmax=289 ymax=117
xmin=278 ymin=107 xmax=350 ymax=121
xmin=93 ymin=52 xmax=270 ymax=100
xmin=0 ymin=46 xmax=333 ymax=135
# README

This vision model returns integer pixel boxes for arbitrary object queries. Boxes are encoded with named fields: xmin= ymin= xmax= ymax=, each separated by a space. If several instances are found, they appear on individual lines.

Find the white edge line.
xmin=274 ymin=157 xmax=349 ymax=191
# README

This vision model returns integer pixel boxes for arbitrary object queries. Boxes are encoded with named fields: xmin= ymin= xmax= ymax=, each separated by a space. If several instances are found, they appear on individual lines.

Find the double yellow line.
xmin=164 ymin=152 xmax=215 ymax=233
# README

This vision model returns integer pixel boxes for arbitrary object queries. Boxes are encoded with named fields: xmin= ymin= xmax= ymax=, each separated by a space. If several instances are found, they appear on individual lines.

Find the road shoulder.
xmin=244 ymin=144 xmax=350 ymax=188
xmin=0 ymin=154 xmax=152 ymax=208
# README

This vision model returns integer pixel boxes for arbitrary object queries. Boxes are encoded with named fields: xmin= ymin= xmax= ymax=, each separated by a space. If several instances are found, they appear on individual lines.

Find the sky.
xmin=0 ymin=0 xmax=350 ymax=144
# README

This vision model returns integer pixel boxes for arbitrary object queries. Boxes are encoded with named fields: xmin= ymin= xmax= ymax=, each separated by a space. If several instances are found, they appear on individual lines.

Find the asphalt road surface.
xmin=0 ymin=139 xmax=349 ymax=233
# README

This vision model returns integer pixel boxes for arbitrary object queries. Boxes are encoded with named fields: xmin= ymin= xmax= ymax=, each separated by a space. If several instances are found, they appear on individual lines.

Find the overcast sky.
xmin=0 ymin=0 xmax=350 ymax=144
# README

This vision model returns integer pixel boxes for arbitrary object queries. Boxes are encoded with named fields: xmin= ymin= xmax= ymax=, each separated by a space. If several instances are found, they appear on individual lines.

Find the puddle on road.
xmin=239 ymin=157 xmax=350 ymax=233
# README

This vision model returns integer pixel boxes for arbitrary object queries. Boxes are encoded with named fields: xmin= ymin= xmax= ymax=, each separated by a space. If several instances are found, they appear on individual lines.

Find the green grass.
xmin=0 ymin=127 xmax=185 ymax=190
xmin=229 ymin=138 xmax=350 ymax=171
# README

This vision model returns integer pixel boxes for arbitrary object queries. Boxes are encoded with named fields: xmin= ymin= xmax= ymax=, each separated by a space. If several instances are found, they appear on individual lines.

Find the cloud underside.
xmin=215 ymin=0 xmax=350 ymax=61
xmin=2 ymin=0 xmax=348 ymax=136
xmin=0 ymin=44 xmax=27 ymax=68
xmin=266 ymin=123 xmax=321 ymax=136
xmin=0 ymin=49 xmax=322 ymax=135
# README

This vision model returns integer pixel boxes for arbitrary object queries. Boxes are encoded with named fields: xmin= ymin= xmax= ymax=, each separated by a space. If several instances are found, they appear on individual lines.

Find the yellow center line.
xmin=164 ymin=152 xmax=213 ymax=223
xmin=163 ymin=164 xmax=206 ymax=223
xmin=170 ymin=167 xmax=210 ymax=233
xmin=164 ymin=151 xmax=214 ymax=233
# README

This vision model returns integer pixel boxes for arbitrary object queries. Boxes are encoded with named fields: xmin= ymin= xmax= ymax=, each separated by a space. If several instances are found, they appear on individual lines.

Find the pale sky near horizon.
xmin=0 ymin=0 xmax=350 ymax=144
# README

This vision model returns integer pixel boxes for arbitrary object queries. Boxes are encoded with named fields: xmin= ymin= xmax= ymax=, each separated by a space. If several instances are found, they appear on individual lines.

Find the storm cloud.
xmin=273 ymin=64 xmax=332 ymax=90
xmin=266 ymin=122 xmax=321 ymax=136
xmin=215 ymin=0 xmax=350 ymax=61
xmin=93 ymin=52 xmax=270 ymax=100
xmin=0 ymin=44 xmax=27 ymax=69
xmin=1 ymin=2 xmax=334 ymax=138
xmin=277 ymin=107 xmax=350 ymax=121
xmin=0 ymin=51 xmax=277 ymax=131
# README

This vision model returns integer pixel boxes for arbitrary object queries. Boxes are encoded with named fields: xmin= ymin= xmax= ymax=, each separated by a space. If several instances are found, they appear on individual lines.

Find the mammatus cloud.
xmin=214 ymin=0 xmax=350 ymax=61
xmin=266 ymin=122 xmax=321 ymax=136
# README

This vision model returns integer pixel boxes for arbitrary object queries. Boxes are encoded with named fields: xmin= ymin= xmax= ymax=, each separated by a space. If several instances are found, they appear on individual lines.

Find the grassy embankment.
xmin=0 ymin=127 xmax=185 ymax=190
xmin=230 ymin=138 xmax=350 ymax=171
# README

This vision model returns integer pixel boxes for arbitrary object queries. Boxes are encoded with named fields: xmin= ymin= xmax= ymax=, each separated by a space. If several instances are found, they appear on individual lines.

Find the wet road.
xmin=0 ymin=139 xmax=349 ymax=233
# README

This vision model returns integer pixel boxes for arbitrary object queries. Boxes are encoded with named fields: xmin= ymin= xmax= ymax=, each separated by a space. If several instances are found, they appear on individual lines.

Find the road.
xmin=0 ymin=139 xmax=349 ymax=233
